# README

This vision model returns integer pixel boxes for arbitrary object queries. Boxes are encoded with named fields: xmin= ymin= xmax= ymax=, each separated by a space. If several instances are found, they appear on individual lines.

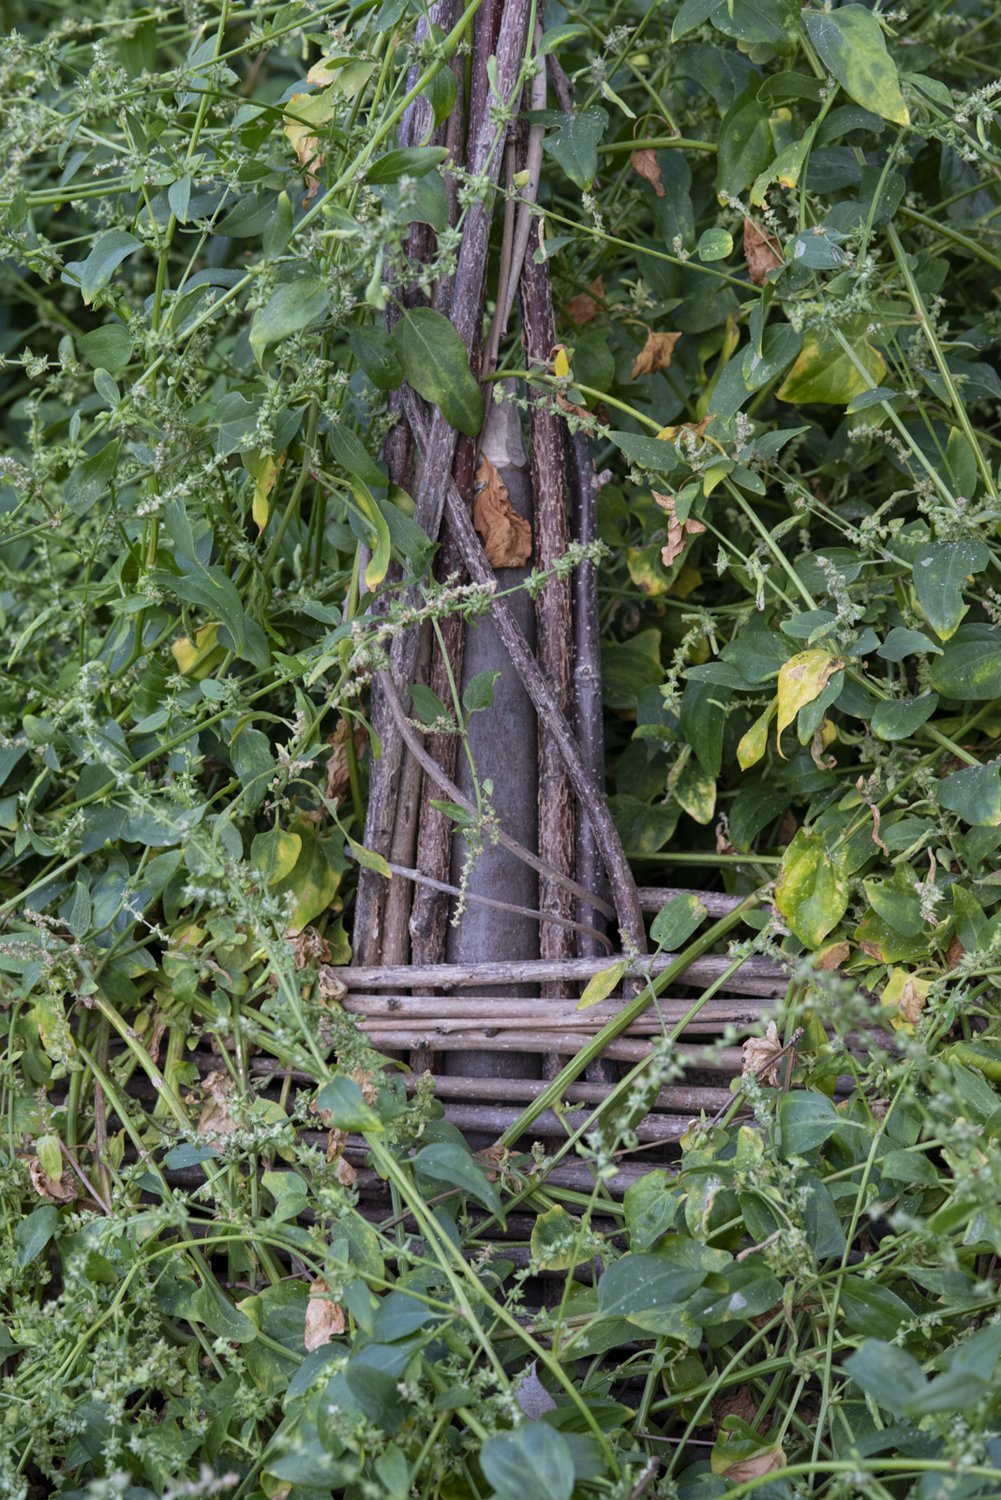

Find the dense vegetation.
xmin=3 ymin=0 xmax=1001 ymax=1496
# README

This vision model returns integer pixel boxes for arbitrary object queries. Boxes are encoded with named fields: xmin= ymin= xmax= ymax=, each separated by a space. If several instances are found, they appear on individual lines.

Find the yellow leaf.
xmin=577 ymin=959 xmax=627 ymax=1010
xmin=171 ymin=621 xmax=221 ymax=677
xmin=246 ymin=452 xmax=284 ymax=534
xmin=881 ymin=968 xmax=932 ymax=1033
xmin=737 ymin=700 xmax=776 ymax=771
xmin=776 ymin=650 xmax=843 ymax=755
xmin=552 ymin=345 xmax=571 ymax=379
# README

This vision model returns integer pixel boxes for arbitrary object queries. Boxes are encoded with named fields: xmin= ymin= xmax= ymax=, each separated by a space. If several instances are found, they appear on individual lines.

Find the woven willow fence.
xmin=332 ymin=0 xmax=792 ymax=1206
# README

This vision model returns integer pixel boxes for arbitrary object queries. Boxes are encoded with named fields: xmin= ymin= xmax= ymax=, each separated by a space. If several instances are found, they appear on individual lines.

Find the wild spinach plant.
xmin=3 ymin=0 xmax=1001 ymax=1498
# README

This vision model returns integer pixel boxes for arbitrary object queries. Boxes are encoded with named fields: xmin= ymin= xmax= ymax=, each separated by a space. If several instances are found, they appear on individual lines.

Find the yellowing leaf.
xmin=244 ymin=451 xmax=285 ymax=534
xmin=737 ymin=700 xmax=776 ymax=771
xmin=776 ymin=650 xmax=842 ymax=754
xmin=777 ymin=329 xmax=887 ymax=406
xmin=775 ymin=830 xmax=850 ymax=949
xmin=171 ymin=621 xmax=221 ymax=676
xmin=881 ymin=968 xmax=932 ymax=1033
xmin=552 ymin=345 xmax=571 ymax=378
xmin=577 ymin=959 xmax=627 ymax=1010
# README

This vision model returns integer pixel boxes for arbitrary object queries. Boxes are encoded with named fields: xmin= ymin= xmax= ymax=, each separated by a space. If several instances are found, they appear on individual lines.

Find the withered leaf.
xmin=744 ymin=219 xmax=783 ymax=286
xmin=325 ymin=718 xmax=366 ymax=808
xmin=741 ymin=1021 xmax=784 ymax=1088
xmin=631 ymin=330 xmax=681 ymax=379
xmin=197 ymin=1069 xmax=239 ymax=1144
xmin=473 ymin=457 xmax=533 ymax=568
xmin=719 ymin=1445 xmax=786 ymax=1483
xmin=289 ymin=924 xmax=331 ymax=970
xmin=565 ymin=276 xmax=605 ymax=327
xmin=630 ymin=149 xmax=665 ymax=197
xmin=305 ymin=1277 xmax=346 ymax=1351
xmin=654 ymin=491 xmax=706 ymax=568
xmin=29 ymin=1157 xmax=76 ymax=1203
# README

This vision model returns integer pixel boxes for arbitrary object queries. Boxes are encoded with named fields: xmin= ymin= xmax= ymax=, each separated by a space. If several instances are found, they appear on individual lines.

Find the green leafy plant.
xmin=4 ymin=0 xmax=1001 ymax=1497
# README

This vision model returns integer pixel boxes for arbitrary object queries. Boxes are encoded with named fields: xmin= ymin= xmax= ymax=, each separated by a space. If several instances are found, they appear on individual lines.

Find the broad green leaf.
xmin=672 ymin=0 xmax=722 ymax=41
xmin=63 ymin=230 xmax=141 ymax=303
xmin=716 ymin=86 xmax=773 ymax=199
xmin=871 ymin=692 xmax=938 ymax=741
xmin=775 ymin=830 xmax=850 ymax=947
xmin=696 ymin=227 xmax=733 ymax=261
xmin=777 ymin=329 xmax=886 ymax=405
xmin=413 ymin=1142 xmax=502 ymax=1217
xmin=912 ymin=539 xmax=990 ymax=640
xmin=15 ymin=1205 xmax=58 ymax=1268
xmin=577 ymin=959 xmax=626 ymax=1009
xmin=480 ymin=1424 xmax=574 ymax=1500
xmin=348 ymin=839 xmax=393 ymax=878
xmin=251 ymin=826 xmax=302 ymax=885
xmin=802 ymin=5 xmax=909 ymax=126
xmin=930 ymin=624 xmax=1001 ymax=701
xmin=878 ymin=626 xmax=943 ymax=661
xmin=541 ymin=107 xmax=608 ymax=189
xmin=349 ymin=325 xmax=403 ymax=391
xmin=77 ymin=323 xmax=132 ymax=371
xmin=462 ymin=670 xmax=500 ymax=714
xmin=778 ymin=1091 xmax=839 ymax=1156
xmin=530 ymin=1205 xmax=583 ymax=1270
xmin=776 ymin=650 xmax=842 ymax=752
xmin=315 ymin=1074 xmax=384 ymax=1133
xmin=391 ymin=307 xmax=483 ymax=437
xmin=623 ymin=1170 xmax=679 ymax=1250
xmin=937 ymin=762 xmax=1001 ymax=827
xmin=250 ymin=277 xmax=330 ymax=360
xmin=597 ymin=1251 xmax=710 ymax=1324
xmin=153 ymin=565 xmax=247 ymax=655
xmin=650 ymin=892 xmax=708 ymax=951
xmin=846 ymin=1341 xmax=926 ymax=1418
xmin=64 ymin=439 xmax=121 ymax=517
xmin=366 ymin=146 xmax=449 ymax=183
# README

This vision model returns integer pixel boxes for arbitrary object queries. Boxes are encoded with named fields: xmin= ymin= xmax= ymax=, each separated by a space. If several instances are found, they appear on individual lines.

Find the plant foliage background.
xmin=3 ymin=0 xmax=1001 ymax=1496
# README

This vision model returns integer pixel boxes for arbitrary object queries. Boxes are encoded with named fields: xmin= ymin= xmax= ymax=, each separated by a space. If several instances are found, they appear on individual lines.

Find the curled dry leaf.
xmin=318 ymin=964 xmax=347 ymax=1001
xmin=654 ymin=491 xmax=706 ymax=568
xmin=718 ymin=1444 xmax=786 ymax=1483
xmin=473 ymin=456 xmax=533 ymax=568
xmin=289 ymin=925 xmax=331 ymax=970
xmin=743 ymin=219 xmax=783 ymax=286
xmin=741 ymin=1021 xmax=785 ymax=1087
xmin=565 ymin=276 xmax=605 ymax=327
xmin=813 ymin=940 xmax=849 ymax=972
xmin=631 ymin=329 xmax=681 ymax=379
xmin=325 ymin=718 xmax=367 ymax=807
xmin=629 ymin=148 xmax=665 ymax=197
xmin=304 ymin=1277 xmax=346 ymax=1351
xmin=29 ymin=1157 xmax=77 ymax=1203
xmin=197 ymin=1069 xmax=239 ymax=1143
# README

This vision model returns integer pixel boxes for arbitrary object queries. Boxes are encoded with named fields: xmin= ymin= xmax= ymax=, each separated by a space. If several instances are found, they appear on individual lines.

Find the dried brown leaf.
xmin=197 ymin=1069 xmax=238 ymax=1143
xmin=565 ymin=276 xmax=605 ymax=327
xmin=631 ymin=330 xmax=681 ymax=379
xmin=743 ymin=219 xmax=783 ymax=286
xmin=741 ymin=1021 xmax=784 ymax=1088
xmin=325 ymin=719 xmax=366 ymax=808
xmin=28 ymin=1157 xmax=76 ymax=1203
xmin=473 ymin=457 xmax=533 ymax=568
xmin=318 ymin=964 xmax=347 ymax=1002
xmin=305 ymin=1277 xmax=346 ymax=1351
xmin=719 ymin=1445 xmax=786 ymax=1483
xmin=289 ymin=925 xmax=331 ymax=970
xmin=630 ymin=149 xmax=665 ymax=197
xmin=654 ymin=491 xmax=706 ymax=568
xmin=813 ymin=941 xmax=850 ymax=972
